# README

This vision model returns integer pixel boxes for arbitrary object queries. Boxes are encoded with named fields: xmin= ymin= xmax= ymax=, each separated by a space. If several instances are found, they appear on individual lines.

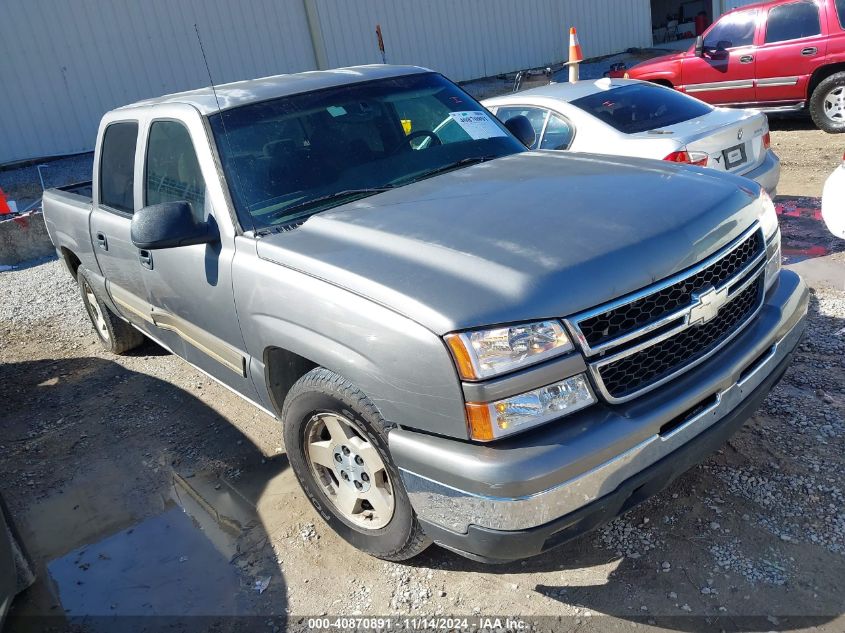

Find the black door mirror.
xmin=694 ymin=35 xmax=704 ymax=57
xmin=131 ymin=201 xmax=217 ymax=250
xmin=504 ymin=115 xmax=536 ymax=148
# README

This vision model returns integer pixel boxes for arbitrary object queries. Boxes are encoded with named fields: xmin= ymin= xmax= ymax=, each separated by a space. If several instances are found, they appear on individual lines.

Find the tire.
xmin=810 ymin=72 xmax=845 ymax=133
xmin=282 ymin=367 xmax=431 ymax=561
xmin=77 ymin=268 xmax=144 ymax=354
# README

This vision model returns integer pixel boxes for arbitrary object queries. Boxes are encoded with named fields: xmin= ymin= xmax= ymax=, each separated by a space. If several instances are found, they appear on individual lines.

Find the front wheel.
xmin=282 ymin=368 xmax=430 ymax=561
xmin=810 ymin=72 xmax=845 ymax=133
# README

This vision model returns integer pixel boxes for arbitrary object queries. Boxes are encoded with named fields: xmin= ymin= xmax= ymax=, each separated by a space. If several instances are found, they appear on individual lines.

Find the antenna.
xmin=194 ymin=24 xmax=249 ymax=229
xmin=195 ymin=24 xmax=225 ymax=116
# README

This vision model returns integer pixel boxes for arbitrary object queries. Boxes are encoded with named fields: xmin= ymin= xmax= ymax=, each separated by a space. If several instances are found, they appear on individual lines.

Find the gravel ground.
xmin=2 ymin=233 xmax=843 ymax=633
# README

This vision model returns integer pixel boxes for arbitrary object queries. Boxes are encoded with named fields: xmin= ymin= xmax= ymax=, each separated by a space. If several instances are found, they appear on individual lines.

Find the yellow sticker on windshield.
xmin=401 ymin=119 xmax=412 ymax=135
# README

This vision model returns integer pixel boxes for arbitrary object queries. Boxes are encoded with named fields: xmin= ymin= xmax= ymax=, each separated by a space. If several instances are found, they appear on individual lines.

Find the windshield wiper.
xmin=263 ymin=187 xmax=396 ymax=224
xmin=396 ymin=155 xmax=498 ymax=185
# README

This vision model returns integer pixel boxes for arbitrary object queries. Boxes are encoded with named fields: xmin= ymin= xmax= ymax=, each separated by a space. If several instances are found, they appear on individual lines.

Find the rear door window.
xmin=99 ymin=122 xmax=138 ymax=213
xmin=145 ymin=121 xmax=207 ymax=219
xmin=539 ymin=113 xmax=574 ymax=150
xmin=764 ymin=1 xmax=821 ymax=43
xmin=570 ymin=84 xmax=712 ymax=134
xmin=703 ymin=10 xmax=757 ymax=49
xmin=493 ymin=106 xmax=549 ymax=149
xmin=837 ymin=0 xmax=845 ymax=29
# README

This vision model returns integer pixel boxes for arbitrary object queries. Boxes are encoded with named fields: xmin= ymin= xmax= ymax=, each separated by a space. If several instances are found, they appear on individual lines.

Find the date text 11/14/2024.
xmin=306 ymin=616 xmax=528 ymax=630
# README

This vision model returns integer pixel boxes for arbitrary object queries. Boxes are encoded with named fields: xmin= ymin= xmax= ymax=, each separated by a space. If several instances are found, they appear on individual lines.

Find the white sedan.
xmin=822 ymin=152 xmax=845 ymax=239
xmin=483 ymin=78 xmax=780 ymax=195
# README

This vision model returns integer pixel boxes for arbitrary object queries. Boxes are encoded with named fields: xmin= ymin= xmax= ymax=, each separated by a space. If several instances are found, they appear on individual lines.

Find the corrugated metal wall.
xmin=0 ymin=0 xmax=651 ymax=164
xmin=311 ymin=0 xmax=652 ymax=83
xmin=0 ymin=0 xmax=317 ymax=164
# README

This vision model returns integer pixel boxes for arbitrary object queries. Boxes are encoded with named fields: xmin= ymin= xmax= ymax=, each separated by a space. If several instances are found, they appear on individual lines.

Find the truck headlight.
xmin=465 ymin=374 xmax=596 ymax=441
xmin=445 ymin=321 xmax=573 ymax=380
xmin=758 ymin=190 xmax=781 ymax=291
xmin=759 ymin=189 xmax=778 ymax=240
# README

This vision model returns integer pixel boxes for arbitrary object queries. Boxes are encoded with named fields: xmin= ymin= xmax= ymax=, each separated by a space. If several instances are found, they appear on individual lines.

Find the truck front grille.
xmin=597 ymin=277 xmax=763 ymax=400
xmin=578 ymin=230 xmax=762 ymax=349
xmin=566 ymin=224 xmax=767 ymax=403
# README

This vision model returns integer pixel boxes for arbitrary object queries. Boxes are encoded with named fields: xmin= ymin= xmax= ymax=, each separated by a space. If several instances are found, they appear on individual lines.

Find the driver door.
xmin=681 ymin=9 xmax=760 ymax=104
xmin=137 ymin=111 xmax=257 ymax=399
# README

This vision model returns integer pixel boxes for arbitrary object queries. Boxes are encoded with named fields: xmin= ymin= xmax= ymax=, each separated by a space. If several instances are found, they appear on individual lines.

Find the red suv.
xmin=616 ymin=0 xmax=845 ymax=132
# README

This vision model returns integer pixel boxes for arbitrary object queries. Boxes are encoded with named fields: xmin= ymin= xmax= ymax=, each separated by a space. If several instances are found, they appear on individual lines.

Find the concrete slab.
xmin=0 ymin=211 xmax=54 ymax=266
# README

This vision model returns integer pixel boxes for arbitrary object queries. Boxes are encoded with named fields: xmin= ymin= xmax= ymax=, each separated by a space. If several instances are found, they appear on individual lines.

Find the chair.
xmin=665 ymin=20 xmax=679 ymax=42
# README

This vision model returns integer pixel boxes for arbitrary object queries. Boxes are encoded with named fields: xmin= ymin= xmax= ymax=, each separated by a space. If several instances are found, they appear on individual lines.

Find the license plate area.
xmin=723 ymin=143 xmax=747 ymax=170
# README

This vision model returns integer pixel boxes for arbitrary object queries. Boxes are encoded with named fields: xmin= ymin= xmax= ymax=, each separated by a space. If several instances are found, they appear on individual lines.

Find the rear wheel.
xmin=78 ymin=268 xmax=144 ymax=354
xmin=810 ymin=72 xmax=845 ymax=133
xmin=282 ymin=368 xmax=430 ymax=561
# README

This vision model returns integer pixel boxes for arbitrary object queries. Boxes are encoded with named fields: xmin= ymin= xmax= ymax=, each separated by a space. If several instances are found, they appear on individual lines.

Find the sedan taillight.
xmin=763 ymin=132 xmax=771 ymax=150
xmin=664 ymin=150 xmax=708 ymax=167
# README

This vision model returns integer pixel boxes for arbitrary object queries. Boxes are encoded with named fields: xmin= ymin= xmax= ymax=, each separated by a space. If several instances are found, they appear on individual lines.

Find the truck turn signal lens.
xmin=445 ymin=333 xmax=478 ymax=380
xmin=465 ymin=402 xmax=495 ymax=441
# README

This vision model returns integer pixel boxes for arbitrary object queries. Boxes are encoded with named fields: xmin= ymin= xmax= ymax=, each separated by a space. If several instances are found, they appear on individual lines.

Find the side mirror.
xmin=131 ymin=201 xmax=217 ymax=250
xmin=504 ymin=115 xmax=536 ymax=148
xmin=694 ymin=35 xmax=704 ymax=57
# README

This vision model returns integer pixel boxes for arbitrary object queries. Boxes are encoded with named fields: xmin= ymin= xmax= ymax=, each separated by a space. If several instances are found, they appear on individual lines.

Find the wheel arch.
xmin=809 ymin=64 xmax=845 ymax=99
xmin=60 ymin=247 xmax=82 ymax=280
xmin=263 ymin=346 xmax=319 ymax=417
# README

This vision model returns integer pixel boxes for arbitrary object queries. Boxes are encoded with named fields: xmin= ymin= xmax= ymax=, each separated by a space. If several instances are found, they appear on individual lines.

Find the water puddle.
xmin=776 ymin=196 xmax=843 ymax=267
xmin=10 ymin=458 xmax=292 ymax=630
xmin=48 ymin=505 xmax=245 ymax=619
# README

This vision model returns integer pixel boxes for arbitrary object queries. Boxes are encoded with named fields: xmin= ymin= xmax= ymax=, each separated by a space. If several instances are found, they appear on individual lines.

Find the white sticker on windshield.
xmin=448 ymin=111 xmax=508 ymax=140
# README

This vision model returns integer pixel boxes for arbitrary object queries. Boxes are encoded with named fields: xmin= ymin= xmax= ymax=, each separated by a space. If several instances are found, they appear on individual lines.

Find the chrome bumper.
xmin=741 ymin=150 xmax=780 ymax=196
xmin=390 ymin=270 xmax=807 ymax=534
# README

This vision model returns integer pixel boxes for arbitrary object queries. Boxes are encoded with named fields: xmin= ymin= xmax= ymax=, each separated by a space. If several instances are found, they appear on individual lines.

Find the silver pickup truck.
xmin=43 ymin=65 xmax=808 ymax=563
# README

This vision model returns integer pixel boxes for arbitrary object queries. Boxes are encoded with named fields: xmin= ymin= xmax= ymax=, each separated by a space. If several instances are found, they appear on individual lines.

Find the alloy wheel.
xmin=304 ymin=412 xmax=395 ymax=529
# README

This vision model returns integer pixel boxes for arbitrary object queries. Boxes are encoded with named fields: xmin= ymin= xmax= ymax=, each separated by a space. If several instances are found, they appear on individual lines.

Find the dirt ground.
xmin=2 ymin=120 xmax=845 ymax=632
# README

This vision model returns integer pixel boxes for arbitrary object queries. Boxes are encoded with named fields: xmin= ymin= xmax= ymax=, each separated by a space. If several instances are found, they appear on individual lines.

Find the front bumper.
xmin=740 ymin=150 xmax=780 ymax=197
xmin=389 ymin=270 xmax=807 ymax=562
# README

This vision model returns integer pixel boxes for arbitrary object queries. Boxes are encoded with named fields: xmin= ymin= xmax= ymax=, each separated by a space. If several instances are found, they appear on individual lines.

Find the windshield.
xmin=209 ymin=72 xmax=524 ymax=229
xmin=570 ymin=83 xmax=713 ymax=134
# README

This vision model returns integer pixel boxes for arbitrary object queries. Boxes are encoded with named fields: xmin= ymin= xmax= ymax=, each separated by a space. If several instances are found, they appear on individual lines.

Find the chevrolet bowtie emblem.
xmin=689 ymin=285 xmax=730 ymax=326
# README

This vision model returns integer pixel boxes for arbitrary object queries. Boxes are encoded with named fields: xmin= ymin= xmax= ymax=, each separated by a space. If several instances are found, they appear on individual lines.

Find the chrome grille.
xmin=597 ymin=277 xmax=763 ymax=400
xmin=578 ymin=230 xmax=763 ymax=349
xmin=566 ymin=224 xmax=767 ymax=404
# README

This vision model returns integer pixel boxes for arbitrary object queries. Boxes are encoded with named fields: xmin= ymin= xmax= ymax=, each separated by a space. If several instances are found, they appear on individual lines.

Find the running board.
xmin=719 ymin=101 xmax=805 ymax=114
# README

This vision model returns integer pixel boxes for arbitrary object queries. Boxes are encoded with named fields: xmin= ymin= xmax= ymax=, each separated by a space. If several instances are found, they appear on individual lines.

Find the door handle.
xmin=138 ymin=249 xmax=153 ymax=270
xmin=801 ymin=47 xmax=818 ymax=56
xmin=739 ymin=55 xmax=754 ymax=64
xmin=95 ymin=232 xmax=108 ymax=250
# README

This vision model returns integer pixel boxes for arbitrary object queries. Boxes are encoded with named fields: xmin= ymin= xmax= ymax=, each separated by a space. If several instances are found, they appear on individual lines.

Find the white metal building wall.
xmin=0 ymin=0 xmax=652 ymax=164
xmin=310 ymin=0 xmax=653 ymax=83
xmin=0 ymin=0 xmax=317 ymax=164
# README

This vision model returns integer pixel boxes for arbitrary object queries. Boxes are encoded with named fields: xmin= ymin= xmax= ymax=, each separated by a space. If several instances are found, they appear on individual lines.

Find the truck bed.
xmin=41 ymin=180 xmax=97 ymax=276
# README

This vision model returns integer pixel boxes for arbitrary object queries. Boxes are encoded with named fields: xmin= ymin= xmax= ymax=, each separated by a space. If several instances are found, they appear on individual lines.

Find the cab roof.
xmin=115 ymin=65 xmax=431 ymax=115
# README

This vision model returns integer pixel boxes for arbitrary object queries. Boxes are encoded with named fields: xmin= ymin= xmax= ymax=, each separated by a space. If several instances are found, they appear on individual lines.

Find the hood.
xmin=256 ymin=152 xmax=761 ymax=335
xmin=631 ymin=51 xmax=685 ymax=71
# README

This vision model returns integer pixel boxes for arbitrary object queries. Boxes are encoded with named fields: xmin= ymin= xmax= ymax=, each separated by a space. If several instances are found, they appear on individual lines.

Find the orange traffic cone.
xmin=566 ymin=27 xmax=584 ymax=83
xmin=0 ymin=187 xmax=11 ymax=215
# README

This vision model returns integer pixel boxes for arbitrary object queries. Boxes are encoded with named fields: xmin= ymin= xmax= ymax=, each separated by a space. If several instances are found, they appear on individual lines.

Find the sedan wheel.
xmin=304 ymin=412 xmax=395 ymax=530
